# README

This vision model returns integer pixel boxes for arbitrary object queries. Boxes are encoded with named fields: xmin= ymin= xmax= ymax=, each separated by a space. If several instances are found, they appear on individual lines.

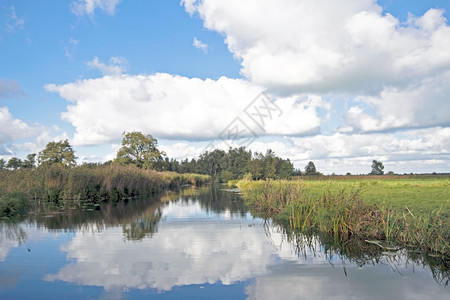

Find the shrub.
xmin=0 ymin=191 xmax=29 ymax=218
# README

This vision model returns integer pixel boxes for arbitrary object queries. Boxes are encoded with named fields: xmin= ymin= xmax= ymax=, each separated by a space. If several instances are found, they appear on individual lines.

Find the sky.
xmin=1 ymin=0 xmax=449 ymax=174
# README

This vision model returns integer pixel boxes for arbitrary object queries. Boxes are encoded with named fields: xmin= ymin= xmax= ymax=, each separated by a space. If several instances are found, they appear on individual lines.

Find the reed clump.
xmin=237 ymin=178 xmax=449 ymax=257
xmin=0 ymin=164 xmax=210 ymax=206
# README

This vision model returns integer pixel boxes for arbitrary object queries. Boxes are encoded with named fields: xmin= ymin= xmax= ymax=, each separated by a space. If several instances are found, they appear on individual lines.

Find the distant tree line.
xmin=1 ymin=131 xmax=393 ymax=180
xmin=0 ymin=132 xmax=297 ymax=182
xmin=163 ymin=148 xmax=295 ymax=182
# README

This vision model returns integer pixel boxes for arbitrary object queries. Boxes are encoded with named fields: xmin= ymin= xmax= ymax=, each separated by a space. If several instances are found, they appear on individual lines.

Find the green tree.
xmin=220 ymin=147 xmax=251 ymax=180
xmin=263 ymin=149 xmax=277 ymax=179
xmin=0 ymin=158 xmax=5 ymax=169
xmin=197 ymin=149 xmax=225 ymax=179
xmin=38 ymin=139 xmax=76 ymax=167
xmin=304 ymin=161 xmax=317 ymax=175
xmin=6 ymin=157 xmax=22 ymax=170
xmin=114 ymin=131 xmax=166 ymax=170
xmin=276 ymin=158 xmax=294 ymax=179
xmin=22 ymin=153 xmax=37 ymax=169
xmin=248 ymin=152 xmax=264 ymax=180
xmin=179 ymin=146 xmax=292 ymax=181
xmin=162 ymin=157 xmax=181 ymax=172
xmin=370 ymin=160 xmax=384 ymax=175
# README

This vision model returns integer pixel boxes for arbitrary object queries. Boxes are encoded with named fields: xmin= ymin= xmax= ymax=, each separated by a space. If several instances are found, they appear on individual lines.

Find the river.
xmin=0 ymin=186 xmax=448 ymax=299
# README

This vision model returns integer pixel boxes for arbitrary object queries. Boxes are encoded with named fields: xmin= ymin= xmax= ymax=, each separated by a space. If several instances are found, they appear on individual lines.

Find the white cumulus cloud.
xmin=182 ymin=0 xmax=450 ymax=94
xmin=0 ymin=107 xmax=34 ymax=145
xmin=45 ymin=74 xmax=326 ymax=146
xmin=0 ymin=105 xmax=68 ymax=158
xmin=344 ymin=72 xmax=450 ymax=132
xmin=0 ymin=106 xmax=61 ymax=158
xmin=286 ymin=127 xmax=450 ymax=174
xmin=182 ymin=0 xmax=450 ymax=135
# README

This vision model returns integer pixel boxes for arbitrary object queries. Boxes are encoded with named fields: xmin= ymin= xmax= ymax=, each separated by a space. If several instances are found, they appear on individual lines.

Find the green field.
xmin=298 ymin=177 xmax=450 ymax=213
xmin=237 ymin=176 xmax=450 ymax=256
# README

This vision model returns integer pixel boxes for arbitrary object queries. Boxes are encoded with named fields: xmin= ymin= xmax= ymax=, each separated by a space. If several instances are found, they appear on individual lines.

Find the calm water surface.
xmin=0 ymin=187 xmax=448 ymax=299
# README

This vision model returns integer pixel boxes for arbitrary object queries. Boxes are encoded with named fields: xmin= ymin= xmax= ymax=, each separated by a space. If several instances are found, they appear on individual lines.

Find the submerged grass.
xmin=0 ymin=165 xmax=209 ymax=217
xmin=237 ymin=177 xmax=449 ymax=257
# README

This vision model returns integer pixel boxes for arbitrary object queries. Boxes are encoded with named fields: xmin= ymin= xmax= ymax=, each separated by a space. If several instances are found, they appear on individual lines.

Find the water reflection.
xmin=43 ymin=192 xmax=278 ymax=292
xmin=24 ymin=186 xmax=246 ymax=242
xmin=245 ymin=260 xmax=450 ymax=300
xmin=0 ymin=221 xmax=55 ymax=291
xmin=28 ymin=193 xmax=164 ymax=239
xmin=0 ymin=224 xmax=26 ymax=290
xmin=0 ymin=222 xmax=27 ymax=261
xmin=0 ymin=186 xmax=448 ymax=299
xmin=263 ymin=221 xmax=450 ymax=287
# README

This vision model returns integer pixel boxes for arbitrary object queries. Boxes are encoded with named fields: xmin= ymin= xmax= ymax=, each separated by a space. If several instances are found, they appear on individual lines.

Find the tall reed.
xmin=237 ymin=179 xmax=449 ymax=256
xmin=0 ymin=165 xmax=210 ymax=206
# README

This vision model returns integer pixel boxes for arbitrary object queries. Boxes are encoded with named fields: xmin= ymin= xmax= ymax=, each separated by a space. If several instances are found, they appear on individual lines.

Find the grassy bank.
xmin=0 ymin=164 xmax=209 ymax=218
xmin=237 ymin=177 xmax=449 ymax=256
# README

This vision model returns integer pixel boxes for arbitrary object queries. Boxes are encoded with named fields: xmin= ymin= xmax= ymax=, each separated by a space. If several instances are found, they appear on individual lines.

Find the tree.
xmin=370 ymin=160 xmax=384 ymax=175
xmin=38 ymin=139 xmax=76 ymax=167
xmin=22 ymin=153 xmax=37 ymax=169
xmin=6 ymin=157 xmax=22 ymax=170
xmin=248 ymin=156 xmax=264 ymax=180
xmin=114 ymin=131 xmax=166 ymax=170
xmin=263 ymin=149 xmax=277 ymax=179
xmin=0 ymin=158 xmax=5 ymax=169
xmin=293 ymin=168 xmax=303 ymax=176
xmin=304 ymin=161 xmax=317 ymax=175
xmin=179 ymin=146 xmax=292 ymax=181
xmin=276 ymin=158 xmax=294 ymax=179
xmin=220 ymin=147 xmax=251 ymax=180
xmin=197 ymin=149 xmax=225 ymax=179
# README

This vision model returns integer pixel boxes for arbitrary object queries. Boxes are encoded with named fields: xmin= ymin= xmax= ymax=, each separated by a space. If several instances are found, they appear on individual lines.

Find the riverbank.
xmin=237 ymin=177 xmax=449 ymax=257
xmin=0 ymin=164 xmax=209 ymax=219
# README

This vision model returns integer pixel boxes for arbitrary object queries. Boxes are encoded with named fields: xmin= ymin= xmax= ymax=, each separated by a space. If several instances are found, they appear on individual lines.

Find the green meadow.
xmin=297 ymin=176 xmax=450 ymax=213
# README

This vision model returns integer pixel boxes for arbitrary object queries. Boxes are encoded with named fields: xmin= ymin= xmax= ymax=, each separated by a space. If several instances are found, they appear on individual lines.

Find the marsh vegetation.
xmin=237 ymin=177 xmax=450 ymax=259
xmin=0 ymin=164 xmax=209 ymax=219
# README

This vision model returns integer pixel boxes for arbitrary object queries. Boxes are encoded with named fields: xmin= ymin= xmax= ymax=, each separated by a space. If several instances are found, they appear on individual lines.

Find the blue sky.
xmin=1 ymin=0 xmax=450 ymax=174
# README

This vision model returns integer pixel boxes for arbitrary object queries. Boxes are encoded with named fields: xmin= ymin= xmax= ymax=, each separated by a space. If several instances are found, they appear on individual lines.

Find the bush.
xmin=0 ymin=191 xmax=29 ymax=218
